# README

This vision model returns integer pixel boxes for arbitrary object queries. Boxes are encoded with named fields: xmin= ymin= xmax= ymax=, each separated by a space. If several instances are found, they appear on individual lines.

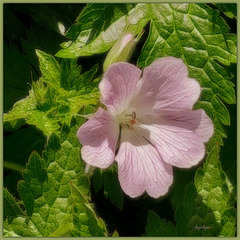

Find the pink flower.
xmin=77 ymin=57 xmax=214 ymax=198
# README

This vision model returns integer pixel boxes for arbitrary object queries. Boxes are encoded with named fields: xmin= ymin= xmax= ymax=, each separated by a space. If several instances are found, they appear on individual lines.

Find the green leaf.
xmin=5 ymin=217 xmax=42 ymax=237
xmin=4 ymin=126 xmax=46 ymax=191
xmin=4 ymin=51 xmax=100 ymax=137
xmin=175 ymin=183 xmax=222 ymax=236
xmin=174 ymin=145 xmax=236 ymax=237
xmin=21 ymin=23 xmax=66 ymax=72
xmin=65 ymin=4 xmax=135 ymax=40
xmin=112 ymin=230 xmax=119 ymax=237
xmin=18 ymin=151 xmax=47 ymax=216
xmin=70 ymin=183 xmax=108 ymax=237
xmin=170 ymin=167 xmax=198 ymax=210
xmin=213 ymin=3 xmax=237 ymax=19
xmin=75 ymin=64 xmax=98 ymax=91
xmin=92 ymin=165 xmax=124 ymax=211
xmin=194 ymin=145 xmax=236 ymax=236
xmin=145 ymin=210 xmax=176 ymax=236
xmin=138 ymin=3 xmax=236 ymax=152
xmin=92 ymin=168 xmax=104 ymax=193
xmin=3 ymin=188 xmax=26 ymax=222
xmin=4 ymin=5 xmax=73 ymax=113
xmin=4 ymin=90 xmax=60 ymax=136
xmin=3 ymin=118 xmax=108 ymax=237
xmin=60 ymin=59 xmax=82 ymax=90
xmin=3 ymin=220 xmax=21 ymax=237
xmin=48 ymin=132 xmax=61 ymax=150
xmin=103 ymin=166 xmax=124 ymax=211
xmin=146 ymin=146 xmax=236 ymax=237
xmin=36 ymin=50 xmax=61 ymax=89
xmin=220 ymin=208 xmax=236 ymax=237
xmin=56 ymin=4 xmax=149 ymax=58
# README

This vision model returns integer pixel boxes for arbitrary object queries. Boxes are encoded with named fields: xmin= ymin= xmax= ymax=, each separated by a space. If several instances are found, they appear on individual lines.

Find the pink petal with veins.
xmin=77 ymin=107 xmax=119 ymax=168
xmin=116 ymin=127 xmax=173 ymax=198
xmin=99 ymin=62 xmax=141 ymax=114
xmin=140 ymin=122 xmax=205 ymax=168
xmin=132 ymin=57 xmax=201 ymax=112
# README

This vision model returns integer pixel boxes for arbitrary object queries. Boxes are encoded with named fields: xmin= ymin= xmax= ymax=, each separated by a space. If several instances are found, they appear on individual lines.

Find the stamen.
xmin=129 ymin=111 xmax=137 ymax=129
xmin=119 ymin=111 xmax=137 ymax=130
xmin=132 ymin=111 xmax=136 ymax=120
xmin=130 ymin=119 xmax=136 ymax=124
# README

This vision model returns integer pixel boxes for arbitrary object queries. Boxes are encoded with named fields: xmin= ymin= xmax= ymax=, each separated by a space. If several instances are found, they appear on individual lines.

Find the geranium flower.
xmin=77 ymin=57 xmax=214 ymax=198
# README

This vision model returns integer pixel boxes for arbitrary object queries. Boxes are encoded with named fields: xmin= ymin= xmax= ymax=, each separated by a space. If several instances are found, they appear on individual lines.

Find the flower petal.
xmin=140 ymin=120 xmax=206 ymax=168
xmin=141 ymin=109 xmax=214 ymax=143
xmin=131 ymin=57 xmax=201 ymax=112
xmin=115 ymin=127 xmax=173 ymax=198
xmin=99 ymin=62 xmax=142 ymax=114
xmin=163 ymin=109 xmax=214 ymax=143
xmin=194 ymin=110 xmax=214 ymax=142
xmin=77 ymin=107 xmax=119 ymax=169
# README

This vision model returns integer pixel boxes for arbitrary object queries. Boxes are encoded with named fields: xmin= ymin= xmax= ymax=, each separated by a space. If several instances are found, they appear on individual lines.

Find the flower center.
xmin=117 ymin=111 xmax=137 ymax=130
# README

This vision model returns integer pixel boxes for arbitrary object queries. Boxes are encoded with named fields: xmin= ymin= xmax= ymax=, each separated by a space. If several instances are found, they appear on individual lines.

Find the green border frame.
xmin=1 ymin=0 xmax=238 ymax=239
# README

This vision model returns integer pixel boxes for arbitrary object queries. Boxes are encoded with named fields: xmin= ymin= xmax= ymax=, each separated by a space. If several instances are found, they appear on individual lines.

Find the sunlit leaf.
xmin=3 ymin=118 xmax=108 ymax=237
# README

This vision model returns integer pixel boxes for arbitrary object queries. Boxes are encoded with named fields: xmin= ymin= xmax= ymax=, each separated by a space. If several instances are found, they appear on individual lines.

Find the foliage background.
xmin=3 ymin=3 xmax=237 ymax=237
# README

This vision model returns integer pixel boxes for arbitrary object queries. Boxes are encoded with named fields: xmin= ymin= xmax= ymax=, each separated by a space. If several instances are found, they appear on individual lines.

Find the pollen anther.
xmin=132 ymin=111 xmax=136 ymax=120
xmin=130 ymin=119 xmax=136 ymax=124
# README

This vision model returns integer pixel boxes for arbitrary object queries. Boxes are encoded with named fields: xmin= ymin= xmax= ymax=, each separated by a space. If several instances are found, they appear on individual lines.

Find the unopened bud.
xmin=103 ymin=32 xmax=143 ymax=72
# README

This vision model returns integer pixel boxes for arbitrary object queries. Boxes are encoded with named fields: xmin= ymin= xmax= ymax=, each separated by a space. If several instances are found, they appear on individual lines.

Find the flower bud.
xmin=103 ymin=32 xmax=141 ymax=72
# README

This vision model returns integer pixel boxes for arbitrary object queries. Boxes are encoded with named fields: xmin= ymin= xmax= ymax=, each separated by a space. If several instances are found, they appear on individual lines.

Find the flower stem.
xmin=4 ymin=161 xmax=24 ymax=174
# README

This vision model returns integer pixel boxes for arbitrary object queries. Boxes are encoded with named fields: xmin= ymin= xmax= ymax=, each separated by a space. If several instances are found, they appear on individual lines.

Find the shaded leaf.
xmin=56 ymin=4 xmax=149 ymax=58
xmin=92 ymin=166 xmax=124 ymax=211
xmin=4 ymin=51 xmax=99 ymax=137
xmin=145 ymin=210 xmax=176 ymax=236
xmin=194 ymin=145 xmax=236 ymax=236
xmin=174 ymin=145 xmax=236 ymax=237
xmin=65 ymin=4 xmax=135 ymax=40
xmin=213 ymin=3 xmax=237 ymax=19
xmin=3 ymin=188 xmax=26 ymax=222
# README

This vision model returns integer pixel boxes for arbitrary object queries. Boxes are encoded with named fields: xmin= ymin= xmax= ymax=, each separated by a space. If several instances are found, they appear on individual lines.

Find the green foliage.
xmin=4 ymin=4 xmax=75 ymax=113
xmin=92 ymin=165 xmax=124 ymax=211
xmin=65 ymin=4 xmax=135 ymax=40
xmin=4 ymin=126 xmax=46 ymax=176
xmin=214 ymin=3 xmax=237 ymax=19
xmin=4 ymin=50 xmax=100 ymax=136
xmin=175 ymin=183 xmax=222 ymax=236
xmin=194 ymin=145 xmax=236 ymax=236
xmin=170 ymin=167 xmax=197 ymax=210
xmin=3 ymin=188 xmax=26 ymax=223
xmin=112 ymin=230 xmax=120 ymax=237
xmin=138 ymin=3 xmax=236 ymax=152
xmin=55 ymin=4 xmax=149 ymax=58
xmin=175 ymin=145 xmax=236 ymax=236
xmin=3 ymin=118 xmax=108 ymax=237
xmin=145 ymin=210 xmax=176 ymax=236
xmin=70 ymin=183 xmax=107 ymax=237
xmin=146 ymin=145 xmax=236 ymax=237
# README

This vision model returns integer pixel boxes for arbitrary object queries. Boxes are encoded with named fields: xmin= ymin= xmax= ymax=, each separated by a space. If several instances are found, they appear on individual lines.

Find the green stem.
xmin=4 ymin=161 xmax=24 ymax=174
